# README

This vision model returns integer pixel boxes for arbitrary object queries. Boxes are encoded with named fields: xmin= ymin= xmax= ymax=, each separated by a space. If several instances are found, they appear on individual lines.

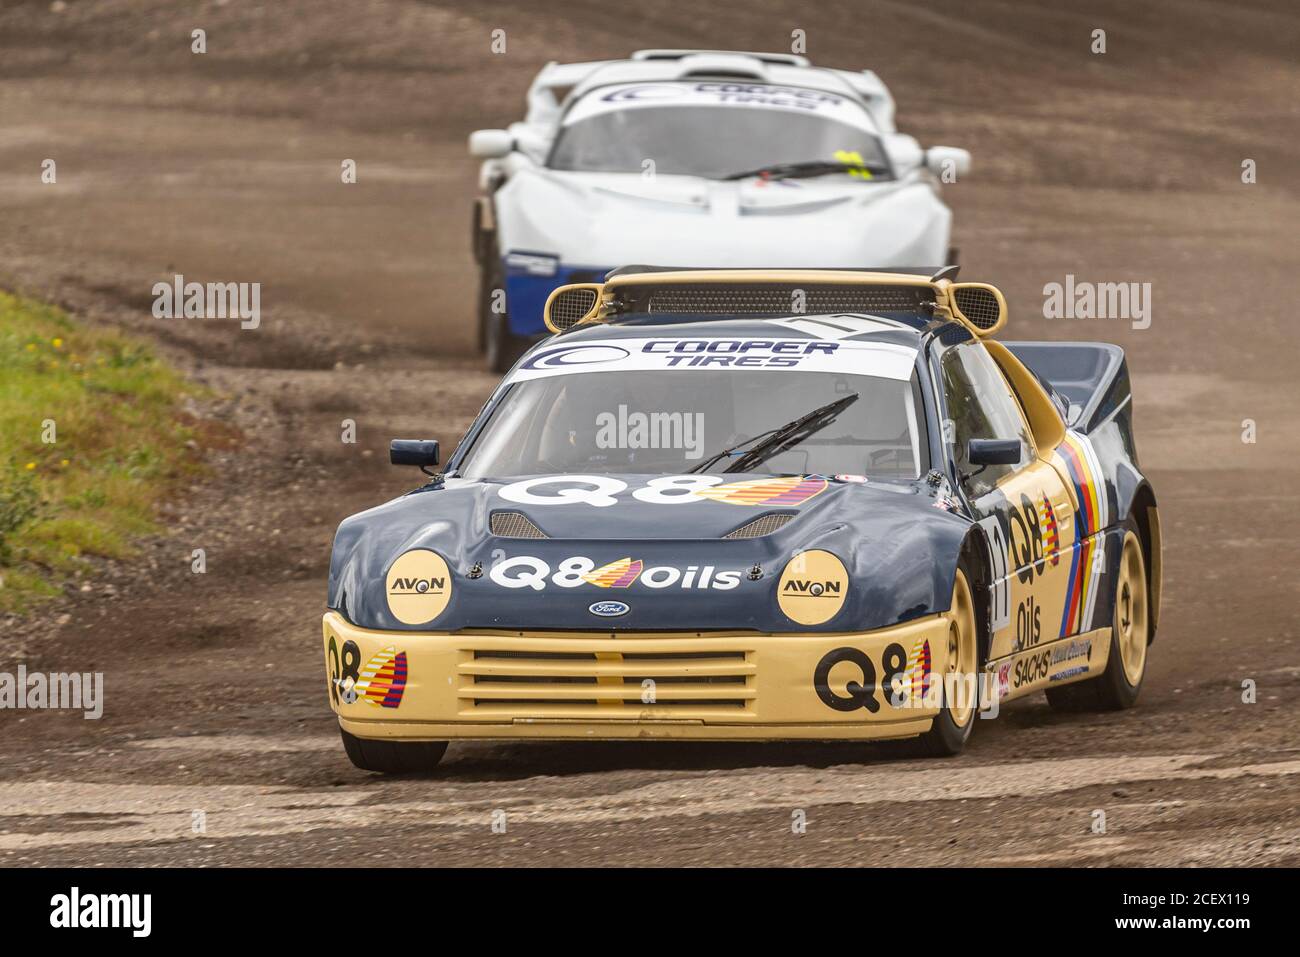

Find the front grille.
xmin=459 ymin=647 xmax=756 ymax=715
xmin=489 ymin=510 xmax=549 ymax=539
xmin=722 ymin=512 xmax=795 ymax=539
xmin=549 ymin=287 xmax=598 ymax=329
xmin=639 ymin=284 xmax=929 ymax=316
xmin=952 ymin=286 xmax=1001 ymax=330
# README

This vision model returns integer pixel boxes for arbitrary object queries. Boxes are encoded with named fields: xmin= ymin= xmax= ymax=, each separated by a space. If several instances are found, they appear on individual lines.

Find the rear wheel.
xmin=917 ymin=567 xmax=980 ymax=756
xmin=340 ymin=727 xmax=448 ymax=773
xmin=1046 ymin=522 xmax=1149 ymax=712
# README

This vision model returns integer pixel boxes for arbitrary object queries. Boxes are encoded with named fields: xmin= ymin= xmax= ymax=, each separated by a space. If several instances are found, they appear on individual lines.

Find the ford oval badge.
xmin=589 ymin=600 xmax=629 ymax=618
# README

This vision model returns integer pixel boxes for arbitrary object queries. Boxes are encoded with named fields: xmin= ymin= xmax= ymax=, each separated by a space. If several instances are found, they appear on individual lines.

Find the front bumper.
xmin=322 ymin=611 xmax=947 ymax=742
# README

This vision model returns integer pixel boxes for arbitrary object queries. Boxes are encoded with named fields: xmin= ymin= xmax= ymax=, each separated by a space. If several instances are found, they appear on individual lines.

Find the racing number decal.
xmin=327 ymin=636 xmax=362 ymax=706
xmin=1008 ymin=492 xmax=1046 ymax=583
xmin=814 ymin=644 xmax=908 ymax=713
xmin=978 ymin=515 xmax=1011 ymax=633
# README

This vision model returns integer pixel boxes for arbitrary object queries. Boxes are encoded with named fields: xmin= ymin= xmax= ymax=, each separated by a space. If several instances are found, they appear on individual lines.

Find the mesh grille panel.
xmin=549 ymin=288 xmax=598 ymax=329
xmin=463 ymin=647 xmax=755 ymax=712
xmin=642 ymin=284 xmax=928 ymax=316
xmin=952 ymin=287 xmax=1001 ymax=330
xmin=722 ymin=512 xmax=795 ymax=539
xmin=489 ymin=511 xmax=549 ymax=539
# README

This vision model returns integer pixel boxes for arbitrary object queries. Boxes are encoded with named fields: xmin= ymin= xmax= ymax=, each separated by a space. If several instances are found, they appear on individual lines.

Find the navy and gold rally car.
xmin=323 ymin=268 xmax=1161 ymax=772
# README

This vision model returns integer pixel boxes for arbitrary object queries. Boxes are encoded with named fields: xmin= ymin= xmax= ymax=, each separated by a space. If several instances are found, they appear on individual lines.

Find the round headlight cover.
xmin=385 ymin=549 xmax=452 ymax=625
xmin=777 ymin=549 xmax=848 ymax=626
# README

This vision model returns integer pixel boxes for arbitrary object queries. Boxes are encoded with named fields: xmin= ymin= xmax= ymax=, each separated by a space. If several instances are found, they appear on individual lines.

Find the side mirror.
xmin=881 ymin=133 xmax=924 ymax=174
xmin=968 ymin=438 xmax=1021 ymax=466
xmin=925 ymin=146 xmax=971 ymax=179
xmin=390 ymin=439 xmax=440 ymax=469
xmin=468 ymin=129 xmax=514 ymax=159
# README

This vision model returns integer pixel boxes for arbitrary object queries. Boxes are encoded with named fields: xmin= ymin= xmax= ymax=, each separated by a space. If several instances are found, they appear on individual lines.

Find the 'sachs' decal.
xmin=777 ymin=549 xmax=848 ymax=625
xmin=1054 ymin=431 xmax=1110 ymax=637
xmin=583 ymin=557 xmax=643 ymax=588
xmin=1012 ymin=650 xmax=1051 ymax=689
xmin=354 ymin=646 xmax=408 ymax=708
xmin=696 ymin=476 xmax=828 ymax=507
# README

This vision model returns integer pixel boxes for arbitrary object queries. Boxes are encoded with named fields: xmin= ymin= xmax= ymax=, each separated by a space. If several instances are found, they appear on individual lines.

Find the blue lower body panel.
xmin=504 ymin=258 xmax=610 ymax=337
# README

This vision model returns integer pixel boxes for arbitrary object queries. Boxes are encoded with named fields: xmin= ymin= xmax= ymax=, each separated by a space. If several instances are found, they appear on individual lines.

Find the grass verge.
xmin=0 ymin=291 xmax=202 ymax=612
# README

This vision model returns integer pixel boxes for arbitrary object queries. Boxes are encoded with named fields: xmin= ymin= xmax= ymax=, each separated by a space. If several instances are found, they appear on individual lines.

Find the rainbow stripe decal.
xmin=1041 ymin=493 xmax=1060 ymax=566
xmin=583 ymin=557 xmax=644 ymax=588
xmin=903 ymin=637 xmax=933 ymax=704
xmin=1054 ymin=432 xmax=1110 ymax=637
xmin=694 ymin=476 xmax=828 ymax=507
xmin=355 ymin=646 xmax=408 ymax=709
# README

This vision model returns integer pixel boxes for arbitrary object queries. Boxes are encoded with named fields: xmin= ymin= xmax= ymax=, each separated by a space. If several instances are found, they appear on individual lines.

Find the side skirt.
xmin=984 ymin=627 xmax=1112 ymax=704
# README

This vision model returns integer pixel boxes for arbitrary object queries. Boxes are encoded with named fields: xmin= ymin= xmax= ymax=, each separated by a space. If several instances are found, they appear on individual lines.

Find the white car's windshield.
xmin=457 ymin=368 xmax=927 ymax=480
xmin=549 ymin=82 xmax=891 ymax=180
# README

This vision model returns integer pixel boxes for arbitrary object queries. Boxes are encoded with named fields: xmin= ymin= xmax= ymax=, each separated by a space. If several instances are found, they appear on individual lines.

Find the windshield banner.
xmin=564 ymin=81 xmax=873 ymax=126
xmin=508 ymin=337 xmax=917 ymax=382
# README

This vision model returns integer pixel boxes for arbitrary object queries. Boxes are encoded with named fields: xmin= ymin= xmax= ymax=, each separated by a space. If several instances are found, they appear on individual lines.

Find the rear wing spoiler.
xmin=543 ymin=269 xmax=1008 ymax=339
xmin=1003 ymin=342 xmax=1131 ymax=435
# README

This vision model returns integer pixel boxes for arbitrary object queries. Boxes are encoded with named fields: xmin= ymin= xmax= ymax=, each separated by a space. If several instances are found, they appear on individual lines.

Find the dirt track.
xmin=1 ymin=0 xmax=1298 ymax=866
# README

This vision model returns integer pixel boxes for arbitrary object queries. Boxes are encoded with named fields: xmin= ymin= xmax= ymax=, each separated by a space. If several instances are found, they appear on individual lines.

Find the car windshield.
xmin=456 ymin=368 xmax=927 ymax=480
xmin=548 ymin=83 xmax=891 ymax=180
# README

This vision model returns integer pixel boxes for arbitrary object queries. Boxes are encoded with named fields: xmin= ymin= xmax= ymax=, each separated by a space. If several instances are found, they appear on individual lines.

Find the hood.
xmin=494 ymin=168 xmax=950 ymax=269
xmin=328 ymin=474 xmax=972 ymax=634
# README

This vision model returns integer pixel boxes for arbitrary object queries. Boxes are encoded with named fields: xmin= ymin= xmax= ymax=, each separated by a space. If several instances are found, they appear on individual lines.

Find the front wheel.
xmin=917 ymin=567 xmax=980 ymax=756
xmin=340 ymin=727 xmax=448 ymax=773
xmin=1046 ymin=522 xmax=1149 ymax=712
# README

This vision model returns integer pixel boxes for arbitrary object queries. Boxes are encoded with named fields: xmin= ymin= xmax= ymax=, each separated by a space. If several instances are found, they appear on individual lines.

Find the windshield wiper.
xmin=689 ymin=393 xmax=859 ymax=475
xmin=720 ymin=160 xmax=889 ymax=181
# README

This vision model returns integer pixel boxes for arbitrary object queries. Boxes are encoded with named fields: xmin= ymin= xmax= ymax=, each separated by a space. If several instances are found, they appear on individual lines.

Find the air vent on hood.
xmin=642 ymin=284 xmax=930 ymax=316
xmin=490 ymin=511 xmax=549 ymax=539
xmin=722 ymin=512 xmax=796 ymax=539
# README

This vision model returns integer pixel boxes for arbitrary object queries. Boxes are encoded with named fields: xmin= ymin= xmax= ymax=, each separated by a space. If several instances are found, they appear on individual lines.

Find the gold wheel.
xmin=1115 ymin=530 xmax=1149 ymax=686
xmin=941 ymin=570 xmax=979 ymax=728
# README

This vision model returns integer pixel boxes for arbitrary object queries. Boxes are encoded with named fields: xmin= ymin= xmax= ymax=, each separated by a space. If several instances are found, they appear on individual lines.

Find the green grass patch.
xmin=0 ymin=291 xmax=204 ymax=612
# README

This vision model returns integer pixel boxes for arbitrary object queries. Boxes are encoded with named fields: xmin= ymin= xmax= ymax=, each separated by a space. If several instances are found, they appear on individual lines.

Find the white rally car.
xmin=469 ymin=49 xmax=971 ymax=370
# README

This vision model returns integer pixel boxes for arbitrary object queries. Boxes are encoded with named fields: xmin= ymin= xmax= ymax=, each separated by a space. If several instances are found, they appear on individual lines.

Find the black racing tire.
xmin=1046 ymin=518 xmax=1149 ymax=712
xmin=480 ymin=239 xmax=526 ymax=374
xmin=916 ymin=565 xmax=980 ymax=756
xmin=340 ymin=726 xmax=448 ymax=774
